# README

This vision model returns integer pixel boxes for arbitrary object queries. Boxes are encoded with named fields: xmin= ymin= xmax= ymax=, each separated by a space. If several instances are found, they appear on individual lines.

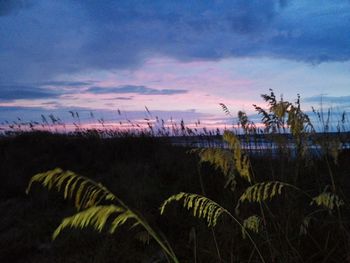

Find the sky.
xmin=0 ymin=0 xmax=350 ymax=130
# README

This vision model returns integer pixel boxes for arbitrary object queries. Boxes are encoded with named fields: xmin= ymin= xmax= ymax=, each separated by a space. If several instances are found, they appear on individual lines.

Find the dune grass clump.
xmin=160 ymin=90 xmax=350 ymax=262
xmin=26 ymin=168 xmax=179 ymax=263
xmin=10 ymin=89 xmax=350 ymax=262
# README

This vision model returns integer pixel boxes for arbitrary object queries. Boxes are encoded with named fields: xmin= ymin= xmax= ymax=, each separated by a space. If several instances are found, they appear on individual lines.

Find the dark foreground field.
xmin=1 ymin=131 xmax=350 ymax=263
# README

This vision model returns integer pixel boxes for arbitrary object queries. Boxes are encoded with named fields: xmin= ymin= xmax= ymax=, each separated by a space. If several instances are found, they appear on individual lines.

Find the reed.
xmin=1 ymin=89 xmax=348 ymax=262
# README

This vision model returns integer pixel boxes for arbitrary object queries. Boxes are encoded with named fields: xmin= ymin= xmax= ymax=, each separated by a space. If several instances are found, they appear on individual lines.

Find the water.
xmin=169 ymin=134 xmax=350 ymax=158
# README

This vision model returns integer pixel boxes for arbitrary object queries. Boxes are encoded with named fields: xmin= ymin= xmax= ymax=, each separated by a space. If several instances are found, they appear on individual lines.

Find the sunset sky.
xmin=1 ymin=0 xmax=350 ymax=128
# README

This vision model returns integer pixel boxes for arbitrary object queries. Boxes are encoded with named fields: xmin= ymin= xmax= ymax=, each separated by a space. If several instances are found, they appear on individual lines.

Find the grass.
xmin=1 ymin=90 xmax=350 ymax=262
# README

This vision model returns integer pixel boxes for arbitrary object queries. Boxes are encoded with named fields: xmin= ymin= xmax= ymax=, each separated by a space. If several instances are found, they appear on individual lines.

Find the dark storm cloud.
xmin=0 ymin=0 xmax=350 ymax=84
xmin=87 ymin=85 xmax=188 ymax=95
xmin=0 ymin=0 xmax=32 ymax=16
xmin=0 ymin=80 xmax=92 ymax=101
xmin=0 ymin=85 xmax=61 ymax=101
xmin=39 ymin=81 xmax=94 ymax=87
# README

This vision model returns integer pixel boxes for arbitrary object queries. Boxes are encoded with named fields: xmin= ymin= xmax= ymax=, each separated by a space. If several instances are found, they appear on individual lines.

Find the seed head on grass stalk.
xmin=26 ymin=168 xmax=179 ymax=263
xmin=160 ymin=192 xmax=266 ymax=263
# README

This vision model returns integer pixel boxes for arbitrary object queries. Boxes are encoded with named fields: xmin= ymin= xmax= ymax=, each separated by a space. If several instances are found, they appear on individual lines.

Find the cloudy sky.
xmin=1 ymin=0 xmax=350 ymax=128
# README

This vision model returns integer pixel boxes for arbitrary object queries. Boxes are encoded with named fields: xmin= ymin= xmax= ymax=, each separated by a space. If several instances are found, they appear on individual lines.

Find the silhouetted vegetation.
xmin=1 ymin=90 xmax=350 ymax=262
